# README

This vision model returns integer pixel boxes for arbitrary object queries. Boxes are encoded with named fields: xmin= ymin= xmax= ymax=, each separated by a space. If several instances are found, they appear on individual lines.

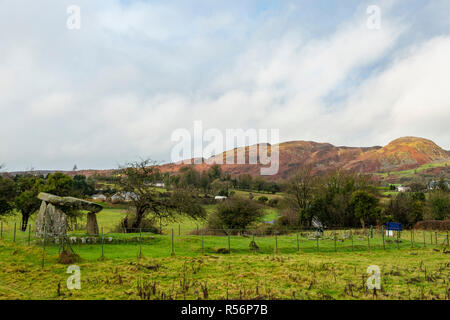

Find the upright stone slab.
xmin=35 ymin=201 xmax=68 ymax=237
xmin=86 ymin=212 xmax=99 ymax=236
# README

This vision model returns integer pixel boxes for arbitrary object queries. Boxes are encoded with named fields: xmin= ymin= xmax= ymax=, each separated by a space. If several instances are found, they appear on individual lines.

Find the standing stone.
xmin=35 ymin=202 xmax=68 ymax=237
xmin=86 ymin=212 xmax=99 ymax=236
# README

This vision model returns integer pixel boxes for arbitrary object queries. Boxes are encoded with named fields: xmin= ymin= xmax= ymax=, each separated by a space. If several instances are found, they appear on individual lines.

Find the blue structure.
xmin=386 ymin=222 xmax=402 ymax=231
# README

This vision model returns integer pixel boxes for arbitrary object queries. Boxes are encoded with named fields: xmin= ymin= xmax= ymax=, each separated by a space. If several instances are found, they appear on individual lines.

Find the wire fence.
xmin=0 ymin=221 xmax=449 ymax=266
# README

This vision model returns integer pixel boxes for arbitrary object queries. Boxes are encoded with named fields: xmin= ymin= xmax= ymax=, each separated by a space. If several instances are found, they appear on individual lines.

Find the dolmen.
xmin=35 ymin=192 xmax=103 ymax=237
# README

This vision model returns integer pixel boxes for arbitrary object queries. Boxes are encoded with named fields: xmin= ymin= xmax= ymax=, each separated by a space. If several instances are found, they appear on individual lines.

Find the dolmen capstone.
xmin=35 ymin=192 xmax=102 ymax=237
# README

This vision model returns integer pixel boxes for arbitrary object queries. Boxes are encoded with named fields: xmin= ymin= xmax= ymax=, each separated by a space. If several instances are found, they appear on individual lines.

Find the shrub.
xmin=413 ymin=220 xmax=450 ymax=231
xmin=257 ymin=196 xmax=268 ymax=203
xmin=268 ymin=198 xmax=279 ymax=207
xmin=207 ymin=197 xmax=264 ymax=231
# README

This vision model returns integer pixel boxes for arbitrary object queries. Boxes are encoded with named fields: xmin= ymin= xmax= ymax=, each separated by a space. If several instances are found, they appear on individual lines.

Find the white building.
xmin=91 ymin=194 xmax=107 ymax=201
xmin=396 ymin=186 xmax=411 ymax=192
xmin=214 ymin=196 xmax=227 ymax=201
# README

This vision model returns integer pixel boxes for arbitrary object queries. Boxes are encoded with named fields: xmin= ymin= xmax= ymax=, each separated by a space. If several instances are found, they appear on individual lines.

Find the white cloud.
xmin=0 ymin=0 xmax=449 ymax=171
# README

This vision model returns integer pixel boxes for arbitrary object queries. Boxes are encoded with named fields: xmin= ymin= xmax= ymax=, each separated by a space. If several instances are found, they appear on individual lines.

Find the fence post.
xmin=334 ymin=231 xmax=337 ymax=252
xmin=201 ymin=232 xmax=204 ymax=255
xmin=397 ymin=231 xmax=400 ymax=250
xmin=435 ymin=232 xmax=437 ymax=246
xmin=41 ymin=225 xmax=46 ymax=268
xmin=178 ymin=224 xmax=181 ymax=236
xmin=13 ymin=222 xmax=16 ymax=243
xmin=430 ymin=231 xmax=433 ymax=245
xmin=275 ymin=235 xmax=278 ymax=254
xmin=351 ymin=229 xmax=353 ymax=251
xmin=410 ymin=229 xmax=413 ymax=248
xmin=139 ymin=228 xmax=142 ymax=258
xmin=423 ymin=231 xmax=426 ymax=247
xmin=228 ymin=232 xmax=231 ymax=254
xmin=382 ymin=225 xmax=385 ymax=250
xmin=296 ymin=231 xmax=300 ymax=252
xmin=367 ymin=234 xmax=370 ymax=251
xmin=101 ymin=227 xmax=104 ymax=258
xmin=316 ymin=235 xmax=319 ymax=252
xmin=28 ymin=224 xmax=31 ymax=246
xmin=171 ymin=228 xmax=175 ymax=256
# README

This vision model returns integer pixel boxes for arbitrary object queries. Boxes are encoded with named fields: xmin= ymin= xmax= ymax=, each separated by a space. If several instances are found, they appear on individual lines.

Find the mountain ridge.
xmin=4 ymin=137 xmax=449 ymax=179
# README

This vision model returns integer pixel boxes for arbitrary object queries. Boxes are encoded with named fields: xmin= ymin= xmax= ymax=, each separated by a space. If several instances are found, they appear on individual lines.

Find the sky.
xmin=1 ymin=0 xmax=450 ymax=171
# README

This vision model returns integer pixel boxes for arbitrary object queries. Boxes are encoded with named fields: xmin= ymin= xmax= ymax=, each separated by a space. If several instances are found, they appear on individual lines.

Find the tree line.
xmin=0 ymin=172 xmax=95 ymax=231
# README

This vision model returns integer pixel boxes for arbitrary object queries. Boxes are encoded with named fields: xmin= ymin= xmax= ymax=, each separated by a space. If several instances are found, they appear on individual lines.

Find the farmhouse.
xmin=429 ymin=180 xmax=450 ymax=190
xmin=214 ymin=195 xmax=227 ymax=201
xmin=91 ymin=194 xmax=107 ymax=201
xmin=396 ymin=186 xmax=411 ymax=192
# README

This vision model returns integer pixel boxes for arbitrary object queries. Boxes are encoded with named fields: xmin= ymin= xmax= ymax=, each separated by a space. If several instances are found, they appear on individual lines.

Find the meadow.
xmin=0 ymin=238 xmax=449 ymax=300
xmin=0 ymin=198 xmax=449 ymax=300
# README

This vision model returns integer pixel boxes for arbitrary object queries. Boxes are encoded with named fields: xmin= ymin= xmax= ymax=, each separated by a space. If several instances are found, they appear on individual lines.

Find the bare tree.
xmin=117 ymin=159 xmax=205 ymax=232
xmin=284 ymin=166 xmax=317 ymax=226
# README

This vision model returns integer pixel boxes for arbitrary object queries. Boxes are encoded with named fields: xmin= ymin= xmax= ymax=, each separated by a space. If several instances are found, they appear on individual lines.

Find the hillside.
xmin=343 ymin=137 xmax=450 ymax=173
xmin=5 ymin=137 xmax=449 ymax=181
xmin=159 ymin=136 xmax=450 ymax=179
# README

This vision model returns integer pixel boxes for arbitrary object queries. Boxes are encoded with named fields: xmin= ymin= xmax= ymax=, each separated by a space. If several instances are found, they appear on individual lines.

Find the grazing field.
xmin=1 ymin=202 xmax=449 ymax=300
xmin=0 ymin=239 xmax=449 ymax=300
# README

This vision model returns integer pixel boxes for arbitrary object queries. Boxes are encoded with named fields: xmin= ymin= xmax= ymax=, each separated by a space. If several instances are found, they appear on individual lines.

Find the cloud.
xmin=0 ymin=0 xmax=450 ymax=171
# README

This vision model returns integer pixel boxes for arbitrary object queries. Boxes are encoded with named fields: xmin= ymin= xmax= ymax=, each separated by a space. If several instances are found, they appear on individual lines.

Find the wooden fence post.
xmin=201 ymin=232 xmax=204 ymax=255
xmin=28 ymin=224 xmax=31 ymax=246
xmin=139 ymin=228 xmax=142 ymax=258
xmin=101 ymin=227 xmax=104 ymax=258
xmin=351 ymin=229 xmax=353 ymax=251
xmin=382 ymin=226 xmax=385 ymax=250
xmin=13 ymin=222 xmax=16 ymax=243
xmin=397 ymin=231 xmax=400 ymax=250
xmin=423 ymin=231 xmax=426 ymax=247
xmin=334 ymin=231 xmax=337 ymax=252
xmin=275 ymin=235 xmax=278 ymax=254
xmin=41 ymin=225 xmax=47 ymax=268
xmin=171 ymin=228 xmax=175 ymax=256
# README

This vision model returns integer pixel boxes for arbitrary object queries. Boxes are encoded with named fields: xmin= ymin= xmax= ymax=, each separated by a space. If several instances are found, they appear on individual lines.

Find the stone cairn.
xmin=35 ymin=192 xmax=103 ymax=237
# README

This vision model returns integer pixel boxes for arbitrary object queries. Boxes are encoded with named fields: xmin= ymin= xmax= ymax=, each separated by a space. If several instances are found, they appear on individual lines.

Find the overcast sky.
xmin=1 ymin=0 xmax=450 ymax=171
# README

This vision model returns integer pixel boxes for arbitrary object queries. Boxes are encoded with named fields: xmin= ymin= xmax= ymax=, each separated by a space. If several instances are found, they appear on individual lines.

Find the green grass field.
xmin=375 ymin=161 xmax=450 ymax=178
xmin=0 ymin=238 xmax=449 ymax=300
xmin=1 ymin=200 xmax=449 ymax=300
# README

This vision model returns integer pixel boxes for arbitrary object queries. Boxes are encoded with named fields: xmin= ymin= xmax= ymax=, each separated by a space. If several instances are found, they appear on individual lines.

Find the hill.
xmin=5 ymin=137 xmax=449 ymax=181
xmin=160 ymin=136 xmax=450 ymax=179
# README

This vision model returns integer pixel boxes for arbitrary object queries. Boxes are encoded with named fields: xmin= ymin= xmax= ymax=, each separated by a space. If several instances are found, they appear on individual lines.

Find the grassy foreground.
xmin=0 ymin=239 xmax=449 ymax=300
